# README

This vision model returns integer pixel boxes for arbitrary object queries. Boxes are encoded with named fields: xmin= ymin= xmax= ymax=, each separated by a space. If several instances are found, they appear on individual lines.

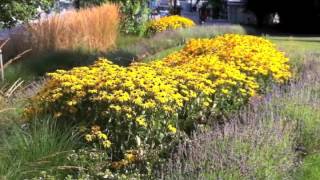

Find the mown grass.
xmin=268 ymin=36 xmax=320 ymax=53
xmin=295 ymin=154 xmax=320 ymax=180
xmin=267 ymin=35 xmax=320 ymax=75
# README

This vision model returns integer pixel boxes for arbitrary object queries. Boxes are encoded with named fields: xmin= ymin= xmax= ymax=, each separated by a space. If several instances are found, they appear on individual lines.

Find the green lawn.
xmin=268 ymin=36 xmax=320 ymax=179
xmin=268 ymin=35 xmax=320 ymax=53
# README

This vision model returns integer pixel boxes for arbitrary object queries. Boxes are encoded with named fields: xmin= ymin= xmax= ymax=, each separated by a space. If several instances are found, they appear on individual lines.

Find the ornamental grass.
xmin=26 ymin=34 xmax=291 ymax=173
xmin=28 ymin=4 xmax=119 ymax=53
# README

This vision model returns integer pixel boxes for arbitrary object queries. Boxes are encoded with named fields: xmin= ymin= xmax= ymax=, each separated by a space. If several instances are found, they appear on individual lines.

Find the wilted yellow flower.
xmin=91 ymin=125 xmax=101 ymax=134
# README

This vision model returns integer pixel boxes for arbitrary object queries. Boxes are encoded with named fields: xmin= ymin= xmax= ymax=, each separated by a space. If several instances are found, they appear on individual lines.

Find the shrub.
xmin=27 ymin=34 xmax=291 ymax=175
xmin=27 ymin=4 xmax=119 ymax=53
xmin=90 ymin=0 xmax=150 ymax=35
xmin=27 ymin=59 xmax=212 ymax=158
xmin=147 ymin=15 xmax=195 ymax=34
xmin=117 ymin=0 xmax=150 ymax=35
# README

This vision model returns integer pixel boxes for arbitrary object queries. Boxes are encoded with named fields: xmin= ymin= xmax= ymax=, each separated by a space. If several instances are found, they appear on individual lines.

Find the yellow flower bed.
xmin=165 ymin=34 xmax=291 ymax=83
xmin=27 ymin=34 xmax=291 ymax=167
xmin=147 ymin=15 xmax=195 ymax=33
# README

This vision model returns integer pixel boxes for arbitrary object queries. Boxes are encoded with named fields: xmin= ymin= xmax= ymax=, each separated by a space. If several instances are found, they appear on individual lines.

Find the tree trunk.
xmin=256 ymin=13 xmax=265 ymax=27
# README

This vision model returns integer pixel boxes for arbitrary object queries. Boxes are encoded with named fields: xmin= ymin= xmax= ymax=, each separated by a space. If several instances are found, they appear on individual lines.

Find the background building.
xmin=225 ymin=0 xmax=256 ymax=24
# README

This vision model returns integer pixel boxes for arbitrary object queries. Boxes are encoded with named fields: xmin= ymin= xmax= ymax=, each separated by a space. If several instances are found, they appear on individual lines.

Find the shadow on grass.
xmin=105 ymin=50 xmax=136 ymax=66
xmin=4 ymin=48 xmax=137 ymax=83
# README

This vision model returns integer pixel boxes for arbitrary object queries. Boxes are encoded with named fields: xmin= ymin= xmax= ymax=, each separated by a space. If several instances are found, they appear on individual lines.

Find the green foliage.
xmin=0 ymin=117 xmax=78 ymax=179
xmin=0 ymin=0 xmax=54 ymax=28
xmin=295 ymin=154 xmax=320 ymax=180
xmin=82 ymin=0 xmax=108 ymax=7
xmin=110 ymin=0 xmax=150 ymax=35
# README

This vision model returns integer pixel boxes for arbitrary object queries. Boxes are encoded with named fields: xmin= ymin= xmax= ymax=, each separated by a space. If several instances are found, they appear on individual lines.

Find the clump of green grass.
xmin=269 ymin=59 xmax=320 ymax=179
xmin=295 ymin=154 xmax=320 ymax=180
xmin=0 ymin=117 xmax=78 ymax=179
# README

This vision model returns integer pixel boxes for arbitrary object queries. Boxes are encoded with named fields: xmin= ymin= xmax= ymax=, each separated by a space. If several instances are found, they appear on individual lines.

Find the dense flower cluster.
xmin=165 ymin=34 xmax=291 ymax=84
xmin=147 ymin=15 xmax=195 ymax=33
xmin=27 ymin=34 xmax=291 ymax=171
xmin=84 ymin=125 xmax=112 ymax=149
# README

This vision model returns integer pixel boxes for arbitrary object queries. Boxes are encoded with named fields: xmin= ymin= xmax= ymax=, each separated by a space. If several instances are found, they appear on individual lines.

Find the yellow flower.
xmin=148 ymin=15 xmax=195 ymax=33
xmin=88 ymin=89 xmax=98 ymax=94
xmin=135 ymin=116 xmax=147 ymax=127
xmin=85 ymin=134 xmax=93 ymax=142
xmin=67 ymin=100 xmax=77 ymax=106
xmin=28 ymin=34 xmax=291 ymax=152
xmin=124 ymin=152 xmax=136 ymax=162
xmin=110 ymin=105 xmax=121 ymax=112
xmin=168 ymin=124 xmax=177 ymax=133
xmin=97 ymin=133 xmax=108 ymax=140
xmin=203 ymin=101 xmax=210 ymax=107
xmin=221 ymin=89 xmax=229 ymax=94
xmin=102 ymin=140 xmax=112 ymax=149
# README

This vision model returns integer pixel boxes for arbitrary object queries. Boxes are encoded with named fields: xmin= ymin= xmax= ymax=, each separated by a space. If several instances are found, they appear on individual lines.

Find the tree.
xmin=73 ymin=0 xmax=107 ymax=8
xmin=246 ymin=0 xmax=277 ymax=27
xmin=246 ymin=0 xmax=320 ymax=28
xmin=109 ymin=0 xmax=150 ymax=35
xmin=0 ymin=0 xmax=54 ymax=28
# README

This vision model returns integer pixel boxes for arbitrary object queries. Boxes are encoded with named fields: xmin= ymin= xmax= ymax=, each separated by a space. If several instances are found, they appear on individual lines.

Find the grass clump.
xmin=295 ymin=154 xmax=320 ymax=180
xmin=28 ymin=4 xmax=119 ymax=53
xmin=0 ymin=117 xmax=78 ymax=179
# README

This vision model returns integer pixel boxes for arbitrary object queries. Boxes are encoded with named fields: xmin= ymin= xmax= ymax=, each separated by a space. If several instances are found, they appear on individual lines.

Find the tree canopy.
xmin=246 ymin=0 xmax=320 ymax=27
xmin=0 ymin=0 xmax=54 ymax=28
